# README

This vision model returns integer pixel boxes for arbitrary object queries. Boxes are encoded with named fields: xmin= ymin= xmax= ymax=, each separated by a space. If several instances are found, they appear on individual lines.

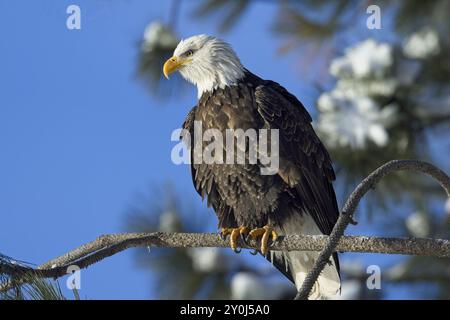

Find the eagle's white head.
xmin=163 ymin=35 xmax=245 ymax=98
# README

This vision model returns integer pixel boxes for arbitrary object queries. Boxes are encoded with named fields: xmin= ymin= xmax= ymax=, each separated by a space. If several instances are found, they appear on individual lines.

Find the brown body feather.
xmin=182 ymin=70 xmax=340 ymax=286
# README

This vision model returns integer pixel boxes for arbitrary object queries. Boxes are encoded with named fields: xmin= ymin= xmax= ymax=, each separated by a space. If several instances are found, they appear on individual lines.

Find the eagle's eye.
xmin=185 ymin=49 xmax=194 ymax=57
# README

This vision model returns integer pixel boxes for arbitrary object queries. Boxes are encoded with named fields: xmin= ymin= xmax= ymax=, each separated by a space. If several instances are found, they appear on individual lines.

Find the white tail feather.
xmin=278 ymin=212 xmax=341 ymax=299
xmin=290 ymin=251 xmax=340 ymax=299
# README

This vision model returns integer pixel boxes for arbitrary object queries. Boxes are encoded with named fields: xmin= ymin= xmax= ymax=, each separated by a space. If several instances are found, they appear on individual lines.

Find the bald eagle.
xmin=164 ymin=35 xmax=340 ymax=299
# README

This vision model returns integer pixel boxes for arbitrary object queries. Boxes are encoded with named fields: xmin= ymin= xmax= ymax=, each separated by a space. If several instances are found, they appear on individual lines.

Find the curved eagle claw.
xmin=248 ymin=225 xmax=278 ymax=256
xmin=222 ymin=226 xmax=249 ymax=254
xmin=250 ymin=249 xmax=259 ymax=255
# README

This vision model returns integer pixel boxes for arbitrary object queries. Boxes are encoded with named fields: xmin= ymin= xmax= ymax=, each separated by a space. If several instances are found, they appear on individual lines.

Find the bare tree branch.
xmin=295 ymin=159 xmax=450 ymax=300
xmin=1 ymin=232 xmax=450 ymax=292
xmin=1 ymin=160 xmax=449 ymax=297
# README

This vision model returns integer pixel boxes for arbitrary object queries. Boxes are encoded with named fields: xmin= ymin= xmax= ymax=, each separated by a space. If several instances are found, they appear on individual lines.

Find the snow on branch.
xmin=1 ymin=160 xmax=450 ymax=297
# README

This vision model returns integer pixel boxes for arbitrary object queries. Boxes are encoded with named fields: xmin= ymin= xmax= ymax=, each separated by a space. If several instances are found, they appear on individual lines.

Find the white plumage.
xmin=174 ymin=35 xmax=245 ymax=97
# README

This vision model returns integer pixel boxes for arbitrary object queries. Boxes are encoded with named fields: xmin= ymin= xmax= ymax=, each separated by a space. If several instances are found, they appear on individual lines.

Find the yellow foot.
xmin=248 ymin=225 xmax=278 ymax=256
xmin=220 ymin=226 xmax=249 ymax=253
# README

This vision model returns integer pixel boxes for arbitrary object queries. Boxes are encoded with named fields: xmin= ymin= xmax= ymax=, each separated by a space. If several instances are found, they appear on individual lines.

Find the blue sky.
xmin=0 ymin=1 xmax=437 ymax=299
xmin=1 ymin=0 xmax=313 ymax=299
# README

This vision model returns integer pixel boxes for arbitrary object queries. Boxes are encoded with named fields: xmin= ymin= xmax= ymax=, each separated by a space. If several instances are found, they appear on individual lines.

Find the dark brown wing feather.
xmin=254 ymin=79 xmax=340 ymax=272
xmin=255 ymin=81 xmax=339 ymax=235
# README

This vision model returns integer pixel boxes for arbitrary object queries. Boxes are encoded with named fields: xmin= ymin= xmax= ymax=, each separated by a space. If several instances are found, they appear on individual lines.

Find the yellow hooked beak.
xmin=163 ymin=56 xmax=190 ymax=79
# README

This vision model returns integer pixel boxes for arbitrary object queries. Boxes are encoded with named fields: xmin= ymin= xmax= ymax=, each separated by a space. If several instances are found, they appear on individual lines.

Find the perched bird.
xmin=163 ymin=35 xmax=340 ymax=299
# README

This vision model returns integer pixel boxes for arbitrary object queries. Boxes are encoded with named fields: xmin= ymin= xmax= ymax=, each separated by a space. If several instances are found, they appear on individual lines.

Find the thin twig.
xmin=295 ymin=159 xmax=450 ymax=300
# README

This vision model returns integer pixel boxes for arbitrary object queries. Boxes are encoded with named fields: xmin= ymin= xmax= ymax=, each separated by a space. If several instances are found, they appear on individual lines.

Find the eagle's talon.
xmin=248 ymin=225 xmax=278 ymax=256
xmin=222 ymin=226 xmax=249 ymax=253
xmin=269 ymin=231 xmax=278 ymax=248
xmin=250 ymin=249 xmax=259 ymax=255
xmin=220 ymin=227 xmax=233 ymax=240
